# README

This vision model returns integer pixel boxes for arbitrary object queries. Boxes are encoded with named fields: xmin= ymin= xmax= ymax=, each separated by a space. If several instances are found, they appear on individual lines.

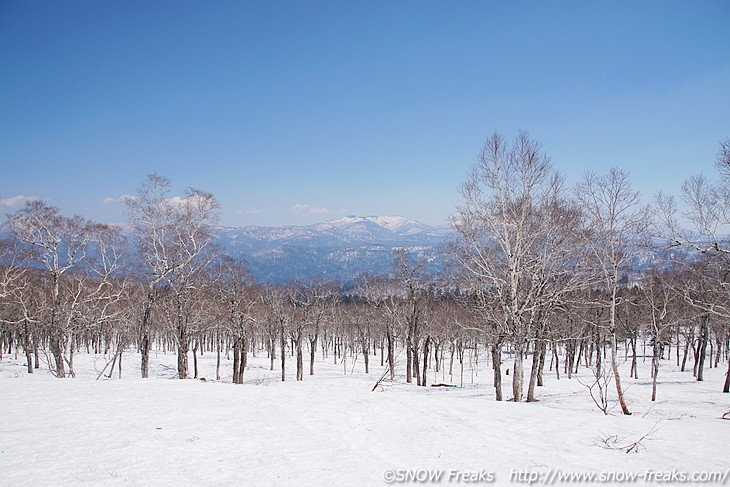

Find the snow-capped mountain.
xmin=215 ymin=216 xmax=451 ymax=284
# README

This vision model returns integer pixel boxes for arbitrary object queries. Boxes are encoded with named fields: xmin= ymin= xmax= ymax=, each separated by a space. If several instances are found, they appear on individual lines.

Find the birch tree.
xmin=124 ymin=174 xmax=220 ymax=378
xmin=6 ymin=201 xmax=94 ymax=377
xmin=452 ymin=131 xmax=577 ymax=402
xmin=574 ymin=168 xmax=650 ymax=415
xmin=656 ymin=139 xmax=730 ymax=392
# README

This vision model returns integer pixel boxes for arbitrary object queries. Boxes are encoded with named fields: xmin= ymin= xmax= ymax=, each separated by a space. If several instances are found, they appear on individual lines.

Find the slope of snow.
xmin=366 ymin=216 xmax=416 ymax=232
xmin=308 ymin=215 xmax=436 ymax=236
xmin=1 ymin=350 xmax=727 ymax=486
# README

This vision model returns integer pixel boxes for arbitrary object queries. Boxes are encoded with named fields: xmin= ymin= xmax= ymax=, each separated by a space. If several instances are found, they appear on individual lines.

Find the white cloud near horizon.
xmin=0 ymin=195 xmax=40 ymax=207
xmin=102 ymin=197 xmax=115 ymax=204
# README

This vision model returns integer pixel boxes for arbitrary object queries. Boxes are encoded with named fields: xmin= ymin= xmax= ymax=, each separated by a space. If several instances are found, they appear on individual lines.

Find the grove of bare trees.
xmin=1 ymin=137 xmax=729 ymax=413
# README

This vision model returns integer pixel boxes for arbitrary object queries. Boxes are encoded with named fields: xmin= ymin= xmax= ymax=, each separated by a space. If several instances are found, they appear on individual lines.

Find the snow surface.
xmin=1 ymin=349 xmax=728 ymax=486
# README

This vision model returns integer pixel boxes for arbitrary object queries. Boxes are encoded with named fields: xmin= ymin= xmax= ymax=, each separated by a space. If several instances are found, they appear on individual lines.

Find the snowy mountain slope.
xmin=215 ymin=216 xmax=451 ymax=283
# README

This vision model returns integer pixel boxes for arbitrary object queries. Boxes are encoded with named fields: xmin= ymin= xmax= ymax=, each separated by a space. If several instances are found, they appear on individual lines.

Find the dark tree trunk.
xmin=139 ymin=290 xmax=155 ymax=379
xmin=651 ymin=342 xmax=662 ymax=401
xmin=492 ymin=342 xmax=503 ymax=401
xmin=269 ymin=334 xmax=276 ymax=371
xmin=232 ymin=338 xmax=241 ymax=384
xmin=681 ymin=330 xmax=693 ymax=372
xmin=239 ymin=336 xmax=248 ymax=382
xmin=23 ymin=321 xmax=33 ymax=374
xmin=537 ymin=341 xmax=546 ymax=386
xmin=50 ymin=333 xmax=65 ymax=378
xmin=386 ymin=328 xmax=395 ymax=381
xmin=280 ymin=327 xmax=286 ymax=382
xmin=527 ymin=341 xmax=540 ymax=402
xmin=630 ymin=337 xmax=638 ymax=379
xmin=177 ymin=320 xmax=189 ymax=379
xmin=216 ymin=337 xmax=221 ymax=381
xmin=296 ymin=332 xmax=304 ymax=382
xmin=362 ymin=337 xmax=370 ymax=375
xmin=421 ymin=335 xmax=430 ymax=387
xmin=192 ymin=341 xmax=199 ymax=379
xmin=25 ymin=349 xmax=33 ymax=374
xmin=695 ymin=315 xmax=709 ymax=382
xmin=380 ymin=338 xmax=384 ymax=367
xmin=405 ymin=331 xmax=413 ymax=383
xmin=412 ymin=338 xmax=421 ymax=386
xmin=309 ymin=334 xmax=318 ymax=376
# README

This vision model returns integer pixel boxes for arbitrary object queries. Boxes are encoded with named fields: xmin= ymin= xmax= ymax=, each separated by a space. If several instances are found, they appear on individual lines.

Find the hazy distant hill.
xmin=214 ymin=216 xmax=451 ymax=284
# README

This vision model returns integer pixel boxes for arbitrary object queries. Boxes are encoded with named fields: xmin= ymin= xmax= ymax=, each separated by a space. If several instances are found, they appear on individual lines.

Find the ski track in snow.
xmin=1 ymin=350 xmax=728 ymax=486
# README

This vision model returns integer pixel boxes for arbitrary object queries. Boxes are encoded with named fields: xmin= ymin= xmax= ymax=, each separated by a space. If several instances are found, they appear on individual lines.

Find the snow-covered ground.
xmin=1 ymin=348 xmax=728 ymax=486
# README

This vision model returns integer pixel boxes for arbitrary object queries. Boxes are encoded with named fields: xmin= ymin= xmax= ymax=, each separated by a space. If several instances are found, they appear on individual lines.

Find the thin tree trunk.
xmin=696 ymin=315 xmax=709 ymax=382
xmin=23 ymin=321 xmax=33 ymax=374
xmin=527 ymin=340 xmax=541 ymax=402
xmin=216 ymin=337 xmax=221 ymax=381
xmin=192 ymin=341 xmax=199 ymax=379
xmin=239 ymin=336 xmax=248 ymax=382
xmin=309 ymin=335 xmax=318 ymax=376
xmin=651 ymin=342 xmax=661 ymax=401
xmin=492 ymin=342 xmax=503 ymax=401
xmin=296 ymin=333 xmax=304 ymax=382
xmin=421 ymin=335 xmax=430 ymax=387
xmin=405 ymin=332 xmax=413 ymax=384
xmin=387 ymin=329 xmax=395 ymax=381
xmin=611 ymin=332 xmax=631 ymax=415
xmin=232 ymin=337 xmax=241 ymax=384
xmin=280 ymin=327 xmax=286 ymax=382
xmin=139 ymin=290 xmax=154 ymax=379
xmin=630 ymin=337 xmax=638 ymax=379
xmin=362 ymin=337 xmax=370 ymax=375
xmin=269 ymin=335 xmax=276 ymax=371
xmin=412 ymin=338 xmax=421 ymax=386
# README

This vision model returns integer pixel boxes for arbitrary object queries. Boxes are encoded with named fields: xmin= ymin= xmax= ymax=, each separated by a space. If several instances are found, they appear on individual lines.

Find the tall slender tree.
xmin=574 ymin=168 xmax=650 ymax=415
xmin=124 ymin=174 xmax=220 ymax=378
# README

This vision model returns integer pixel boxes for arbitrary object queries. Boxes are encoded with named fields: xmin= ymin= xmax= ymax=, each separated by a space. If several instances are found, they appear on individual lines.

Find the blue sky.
xmin=1 ymin=1 xmax=729 ymax=227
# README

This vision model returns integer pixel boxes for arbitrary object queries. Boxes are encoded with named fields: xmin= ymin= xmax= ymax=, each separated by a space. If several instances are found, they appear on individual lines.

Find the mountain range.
xmin=214 ymin=216 xmax=452 ymax=284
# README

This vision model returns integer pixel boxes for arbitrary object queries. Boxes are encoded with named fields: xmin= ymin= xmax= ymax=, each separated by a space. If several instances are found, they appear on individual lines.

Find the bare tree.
xmin=452 ymin=131 xmax=578 ymax=402
xmin=215 ymin=256 xmax=255 ymax=384
xmin=124 ymin=174 xmax=220 ymax=378
xmin=260 ymin=285 xmax=291 ymax=381
xmin=394 ymin=249 xmax=433 ymax=386
xmin=640 ymin=266 xmax=685 ymax=401
xmin=0 ymin=237 xmax=33 ymax=372
xmin=656 ymin=139 xmax=730 ymax=392
xmin=6 ymin=201 xmax=95 ymax=377
xmin=354 ymin=274 xmax=400 ymax=381
xmin=574 ymin=168 xmax=650 ymax=415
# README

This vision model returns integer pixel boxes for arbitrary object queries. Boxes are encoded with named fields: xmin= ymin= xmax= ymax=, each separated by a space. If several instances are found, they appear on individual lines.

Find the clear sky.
xmin=1 ymin=1 xmax=729 ymax=227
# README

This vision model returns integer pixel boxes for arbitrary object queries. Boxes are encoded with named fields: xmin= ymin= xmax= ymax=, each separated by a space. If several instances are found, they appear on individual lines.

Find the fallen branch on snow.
xmin=596 ymin=421 xmax=660 ymax=454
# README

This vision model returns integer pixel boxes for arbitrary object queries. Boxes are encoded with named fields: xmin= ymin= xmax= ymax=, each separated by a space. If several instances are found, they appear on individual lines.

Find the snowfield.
xmin=1 ymin=349 xmax=728 ymax=486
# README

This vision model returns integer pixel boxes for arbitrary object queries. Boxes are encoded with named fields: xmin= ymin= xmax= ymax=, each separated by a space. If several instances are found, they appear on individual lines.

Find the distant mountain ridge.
xmin=214 ymin=216 xmax=451 ymax=284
